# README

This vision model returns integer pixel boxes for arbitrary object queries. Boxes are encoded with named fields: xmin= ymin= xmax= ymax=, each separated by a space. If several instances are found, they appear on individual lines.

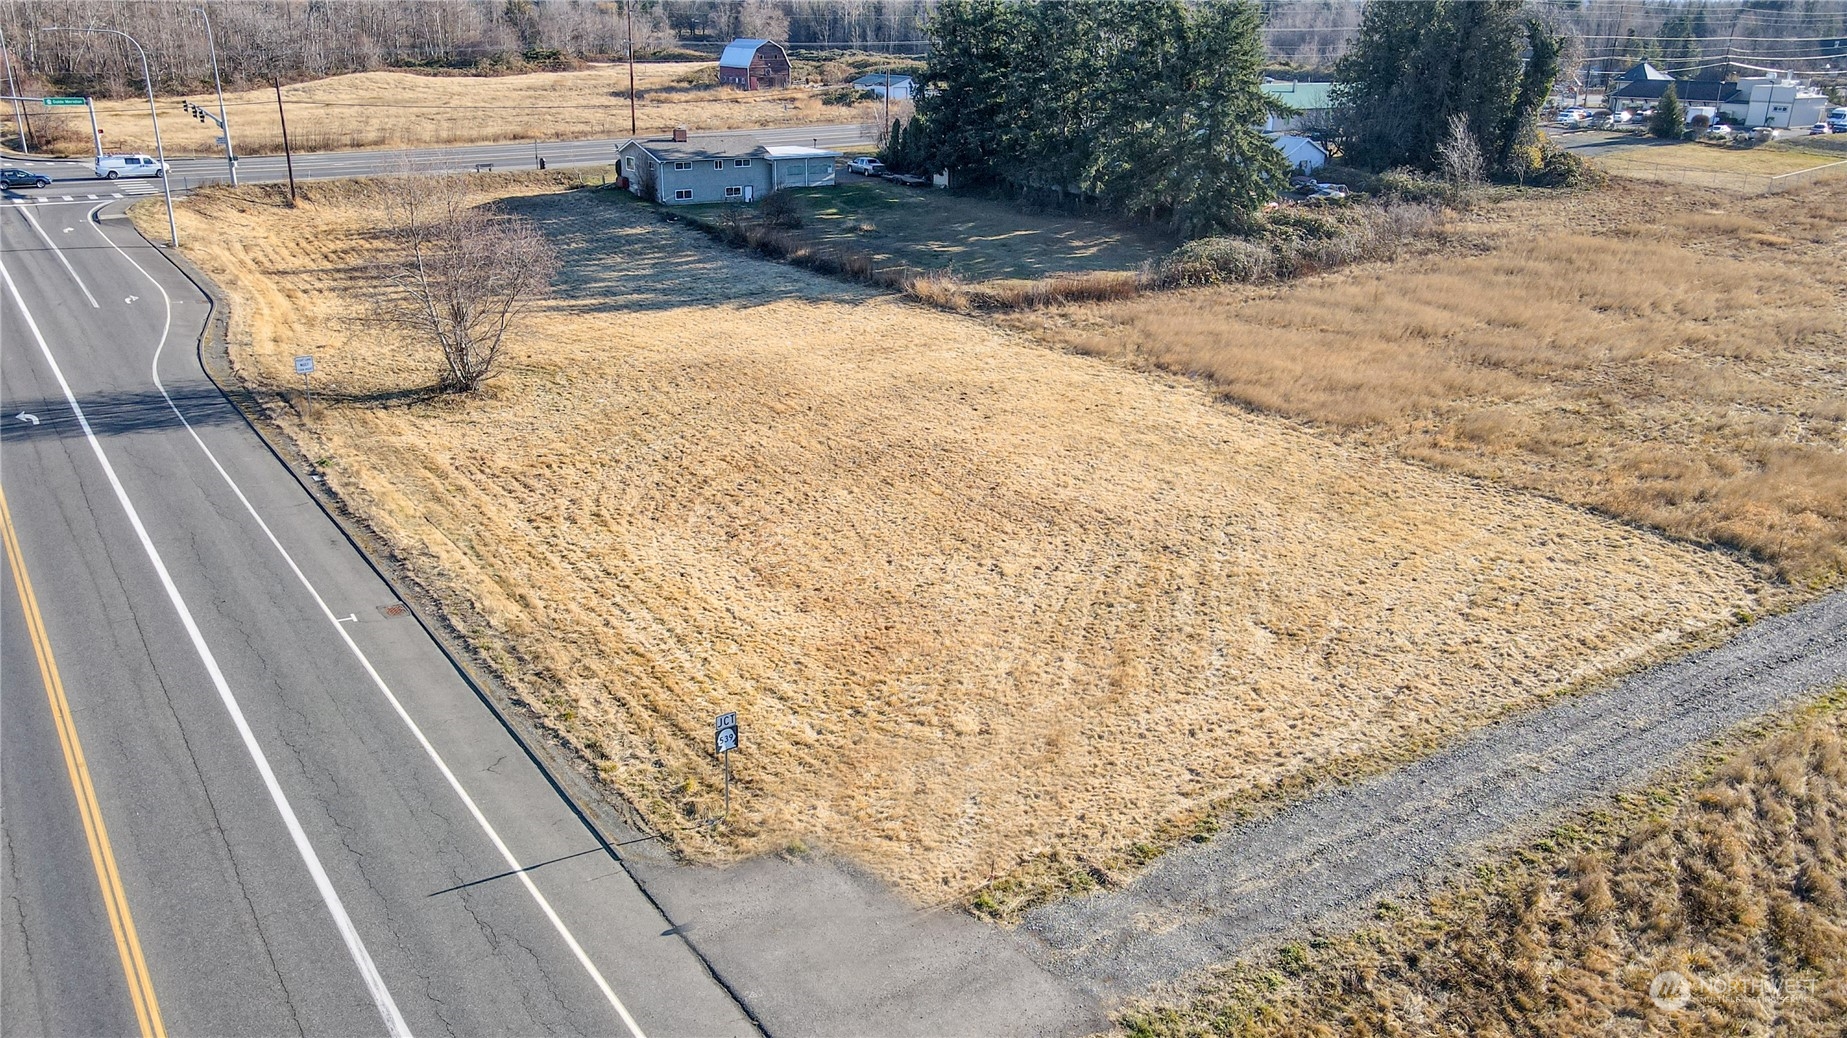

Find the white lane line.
xmin=91 ymin=209 xmax=652 ymax=1037
xmin=0 ymin=244 xmax=414 ymax=1038
xmin=16 ymin=207 xmax=100 ymax=308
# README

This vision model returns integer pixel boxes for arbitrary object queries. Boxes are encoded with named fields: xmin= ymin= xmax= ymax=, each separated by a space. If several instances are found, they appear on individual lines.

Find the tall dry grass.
xmin=1121 ymin=692 xmax=1847 ymax=1037
xmin=1008 ymin=179 xmax=1847 ymax=584
xmin=68 ymin=63 xmax=884 ymax=157
xmin=143 ymin=176 xmax=1765 ymax=900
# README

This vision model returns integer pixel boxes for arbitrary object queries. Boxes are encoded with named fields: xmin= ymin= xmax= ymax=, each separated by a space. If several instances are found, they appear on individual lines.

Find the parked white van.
xmin=94 ymin=154 xmax=167 ymax=180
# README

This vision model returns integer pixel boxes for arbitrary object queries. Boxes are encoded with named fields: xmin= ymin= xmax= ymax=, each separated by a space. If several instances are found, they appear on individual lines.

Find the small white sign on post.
xmin=714 ymin=712 xmax=740 ymax=821
xmin=295 ymin=355 xmax=315 ymax=413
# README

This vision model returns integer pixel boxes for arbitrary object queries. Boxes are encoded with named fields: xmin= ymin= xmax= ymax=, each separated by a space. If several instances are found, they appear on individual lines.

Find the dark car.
xmin=0 ymin=168 xmax=53 ymax=189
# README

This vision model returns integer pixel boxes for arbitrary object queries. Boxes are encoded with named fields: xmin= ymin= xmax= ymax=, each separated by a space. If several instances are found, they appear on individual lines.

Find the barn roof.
xmin=720 ymin=38 xmax=774 ymax=68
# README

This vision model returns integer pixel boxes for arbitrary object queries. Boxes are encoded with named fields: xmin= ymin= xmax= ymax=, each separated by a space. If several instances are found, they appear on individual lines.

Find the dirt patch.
xmin=147 ymin=175 xmax=1766 ymax=901
xmin=1005 ymin=179 xmax=1847 ymax=584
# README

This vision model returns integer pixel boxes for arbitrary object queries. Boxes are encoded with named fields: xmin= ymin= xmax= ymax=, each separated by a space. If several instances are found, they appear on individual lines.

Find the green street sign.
xmin=42 ymin=96 xmax=87 ymax=106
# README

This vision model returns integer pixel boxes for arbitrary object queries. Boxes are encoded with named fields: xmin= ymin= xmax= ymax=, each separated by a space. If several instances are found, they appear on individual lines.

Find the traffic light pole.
xmin=40 ymin=26 xmax=177 ymax=247
xmin=192 ymin=6 xmax=237 ymax=184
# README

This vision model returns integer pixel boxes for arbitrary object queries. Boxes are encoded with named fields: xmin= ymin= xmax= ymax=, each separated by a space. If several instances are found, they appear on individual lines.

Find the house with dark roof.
xmin=1606 ymin=61 xmax=1738 ymax=110
xmin=718 ymin=39 xmax=791 ymax=90
xmin=618 ymin=129 xmax=838 ymax=204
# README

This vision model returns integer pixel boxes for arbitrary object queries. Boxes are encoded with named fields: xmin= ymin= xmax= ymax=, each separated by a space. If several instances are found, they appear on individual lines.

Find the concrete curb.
xmin=103 ymin=196 xmax=773 ymax=1038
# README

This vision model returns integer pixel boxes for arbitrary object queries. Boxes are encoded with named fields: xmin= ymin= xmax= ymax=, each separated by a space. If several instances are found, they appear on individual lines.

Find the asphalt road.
xmin=2 ymin=122 xmax=877 ymax=191
xmin=0 ymin=192 xmax=757 ymax=1033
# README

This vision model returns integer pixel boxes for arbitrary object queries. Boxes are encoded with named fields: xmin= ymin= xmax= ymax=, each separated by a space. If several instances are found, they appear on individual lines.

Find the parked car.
xmin=887 ymin=173 xmax=927 ymax=187
xmin=1289 ymin=174 xmax=1321 ymax=190
xmin=1705 ymin=125 xmax=1735 ymax=140
xmin=845 ymin=157 xmax=885 ymax=177
xmin=0 ymin=167 xmax=53 ymax=189
xmin=1831 ymin=119 xmax=1847 ymax=134
xmin=94 ymin=153 xmax=166 ymax=179
xmin=1810 ymin=122 xmax=1833 ymax=135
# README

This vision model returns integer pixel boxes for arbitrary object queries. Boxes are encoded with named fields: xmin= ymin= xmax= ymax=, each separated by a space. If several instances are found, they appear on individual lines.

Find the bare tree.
xmin=1437 ymin=113 xmax=1486 ymax=190
xmin=373 ymin=173 xmax=558 ymax=393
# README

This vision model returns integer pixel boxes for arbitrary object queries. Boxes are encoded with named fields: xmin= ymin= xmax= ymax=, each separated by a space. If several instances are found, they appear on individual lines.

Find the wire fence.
xmin=1598 ymin=156 xmax=1847 ymax=194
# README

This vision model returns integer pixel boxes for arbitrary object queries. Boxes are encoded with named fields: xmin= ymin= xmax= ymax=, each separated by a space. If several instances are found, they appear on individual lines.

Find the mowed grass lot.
xmin=1008 ymin=179 xmax=1847 ymax=585
xmin=695 ymin=177 xmax=1175 ymax=280
xmin=64 ymin=63 xmax=882 ymax=156
xmin=149 ymin=174 xmax=1764 ymax=899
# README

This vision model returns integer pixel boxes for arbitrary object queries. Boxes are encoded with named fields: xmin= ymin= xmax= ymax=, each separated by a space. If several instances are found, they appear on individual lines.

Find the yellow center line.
xmin=0 ymin=481 xmax=166 ymax=1038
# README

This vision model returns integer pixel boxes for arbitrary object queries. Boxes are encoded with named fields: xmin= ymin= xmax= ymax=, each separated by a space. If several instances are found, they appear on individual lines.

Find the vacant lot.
xmin=1121 ymin=691 xmax=1847 ymax=1037
xmin=1009 ymin=179 xmax=1847 ymax=585
xmin=1579 ymin=137 xmax=1847 ymax=191
xmin=60 ymin=63 xmax=882 ymax=156
xmin=693 ymin=178 xmax=1174 ymax=281
xmin=149 ymin=175 xmax=1763 ymax=899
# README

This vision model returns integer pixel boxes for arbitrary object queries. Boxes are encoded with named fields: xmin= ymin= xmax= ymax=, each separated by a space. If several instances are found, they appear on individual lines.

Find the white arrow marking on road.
xmin=124 ymin=295 xmax=138 ymax=304
xmin=63 ymin=226 xmax=73 ymax=233
xmin=336 ymin=614 xmax=358 ymax=624
xmin=16 ymin=413 xmax=39 ymax=425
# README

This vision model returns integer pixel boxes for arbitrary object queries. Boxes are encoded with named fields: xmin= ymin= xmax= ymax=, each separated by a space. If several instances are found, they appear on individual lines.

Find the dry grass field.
xmin=145 ymin=174 xmax=1766 ymax=899
xmin=1122 ymin=690 xmax=1847 ymax=1037
xmin=1008 ymin=179 xmax=1847 ymax=586
xmin=55 ymin=63 xmax=882 ymax=156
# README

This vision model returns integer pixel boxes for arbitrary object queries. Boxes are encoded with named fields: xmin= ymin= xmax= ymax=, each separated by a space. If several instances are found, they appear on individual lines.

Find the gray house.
xmin=618 ymin=130 xmax=839 ymax=205
xmin=852 ymin=73 xmax=915 ymax=100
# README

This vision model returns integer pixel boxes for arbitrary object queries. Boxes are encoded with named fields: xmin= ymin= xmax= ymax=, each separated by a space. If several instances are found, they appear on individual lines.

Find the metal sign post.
xmin=714 ymin=712 xmax=739 ymax=822
xmin=294 ymin=355 xmax=315 ymax=413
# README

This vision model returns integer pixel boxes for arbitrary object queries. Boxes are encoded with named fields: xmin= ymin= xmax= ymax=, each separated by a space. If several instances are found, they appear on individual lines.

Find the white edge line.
xmin=17 ymin=205 xmax=101 ymax=308
xmin=89 ymin=206 xmax=651 ymax=1038
xmin=0 ymin=237 xmax=414 ymax=1038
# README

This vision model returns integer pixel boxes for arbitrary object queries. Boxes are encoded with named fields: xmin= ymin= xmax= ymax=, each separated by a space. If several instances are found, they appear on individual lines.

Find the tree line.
xmin=909 ymin=0 xmax=1289 ymax=239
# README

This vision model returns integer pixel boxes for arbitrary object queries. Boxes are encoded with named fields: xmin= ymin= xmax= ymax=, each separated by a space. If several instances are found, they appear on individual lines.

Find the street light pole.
xmin=42 ymin=26 xmax=177 ymax=247
xmin=193 ymin=6 xmax=237 ymax=184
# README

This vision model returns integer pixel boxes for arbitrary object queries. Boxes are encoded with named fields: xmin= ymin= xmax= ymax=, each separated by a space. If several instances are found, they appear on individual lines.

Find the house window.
xmin=734 ymin=158 xmax=752 ymax=167
xmin=674 ymin=189 xmax=693 ymax=200
xmin=713 ymin=160 xmax=724 ymax=170
xmin=623 ymin=155 xmax=634 ymax=170
xmin=674 ymin=161 xmax=692 ymax=170
xmin=725 ymin=186 xmax=743 ymax=197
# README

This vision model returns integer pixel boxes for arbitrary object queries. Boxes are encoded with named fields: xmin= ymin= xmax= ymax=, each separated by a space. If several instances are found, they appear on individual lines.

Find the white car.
xmin=95 ymin=153 xmax=167 ymax=179
xmin=846 ymin=157 xmax=886 ymax=177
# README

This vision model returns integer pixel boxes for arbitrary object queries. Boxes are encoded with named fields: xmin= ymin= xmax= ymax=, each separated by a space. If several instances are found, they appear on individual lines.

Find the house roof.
xmin=624 ymin=136 xmax=840 ymax=162
xmin=720 ymin=38 xmax=775 ymax=68
xmin=1609 ymin=78 xmax=1738 ymax=104
xmin=1614 ymin=61 xmax=1673 ymax=83
xmin=851 ymin=73 xmax=914 ymax=88
xmin=1261 ymin=80 xmax=1334 ymax=110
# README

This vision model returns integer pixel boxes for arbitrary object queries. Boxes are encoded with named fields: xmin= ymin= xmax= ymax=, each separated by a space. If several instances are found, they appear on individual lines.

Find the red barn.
xmin=718 ymin=38 xmax=791 ymax=90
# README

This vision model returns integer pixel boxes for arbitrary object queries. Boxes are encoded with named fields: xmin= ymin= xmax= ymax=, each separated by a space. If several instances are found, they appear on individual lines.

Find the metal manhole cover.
xmin=376 ymin=603 xmax=409 ymax=619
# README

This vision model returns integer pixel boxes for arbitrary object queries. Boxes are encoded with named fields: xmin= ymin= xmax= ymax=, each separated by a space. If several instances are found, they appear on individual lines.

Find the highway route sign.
xmin=294 ymin=355 xmax=315 ymax=374
xmin=715 ymin=713 xmax=739 ymax=754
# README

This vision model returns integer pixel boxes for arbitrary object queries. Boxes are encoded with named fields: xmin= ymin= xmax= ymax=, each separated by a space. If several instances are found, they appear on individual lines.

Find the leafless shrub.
xmin=1438 ymin=113 xmax=1487 ymax=191
xmin=371 ymin=172 xmax=558 ymax=392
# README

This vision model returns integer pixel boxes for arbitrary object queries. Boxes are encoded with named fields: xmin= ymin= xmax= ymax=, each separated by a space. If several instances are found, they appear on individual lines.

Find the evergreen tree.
xmin=1651 ymin=84 xmax=1685 ymax=139
xmin=1334 ymin=0 xmax=1559 ymax=176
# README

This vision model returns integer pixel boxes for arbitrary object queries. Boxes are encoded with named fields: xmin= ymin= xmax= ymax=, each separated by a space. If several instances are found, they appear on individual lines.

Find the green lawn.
xmin=691 ymin=178 xmax=1175 ymax=282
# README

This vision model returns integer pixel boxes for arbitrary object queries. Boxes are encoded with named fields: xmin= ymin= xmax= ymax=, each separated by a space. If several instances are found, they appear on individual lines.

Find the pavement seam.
xmin=115 ymin=195 xmax=773 ymax=1038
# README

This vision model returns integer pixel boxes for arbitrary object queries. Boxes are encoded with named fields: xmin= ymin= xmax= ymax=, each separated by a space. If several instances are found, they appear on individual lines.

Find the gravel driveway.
xmin=1022 ymin=590 xmax=1847 ymax=1003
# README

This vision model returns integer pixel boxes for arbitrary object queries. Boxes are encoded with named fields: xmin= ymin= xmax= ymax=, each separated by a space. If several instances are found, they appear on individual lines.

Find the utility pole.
xmin=273 ymin=75 xmax=297 ymax=204
xmin=1 ymin=26 xmax=29 ymax=154
xmin=42 ymin=27 xmax=175 ymax=246
xmin=193 ymin=6 xmax=237 ymax=184
xmin=626 ymin=2 xmax=637 ymax=135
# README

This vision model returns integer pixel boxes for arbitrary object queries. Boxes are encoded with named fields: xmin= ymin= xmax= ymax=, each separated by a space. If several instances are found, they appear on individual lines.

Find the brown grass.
xmin=142 ymin=175 xmax=1765 ymax=900
xmin=1006 ymin=179 xmax=1847 ymax=584
xmin=1120 ymin=689 xmax=1847 ymax=1037
xmin=64 ymin=63 xmax=885 ymax=157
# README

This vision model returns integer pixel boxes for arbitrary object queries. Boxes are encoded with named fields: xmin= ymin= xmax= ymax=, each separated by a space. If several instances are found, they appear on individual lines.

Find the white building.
xmin=1270 ymin=133 xmax=1327 ymax=173
xmin=852 ymin=73 xmax=915 ymax=100
xmin=1724 ymin=72 xmax=1830 ymax=128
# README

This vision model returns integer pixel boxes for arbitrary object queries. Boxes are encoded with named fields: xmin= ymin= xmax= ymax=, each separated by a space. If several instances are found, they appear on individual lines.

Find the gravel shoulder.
xmin=1021 ymin=590 xmax=1847 ymax=1004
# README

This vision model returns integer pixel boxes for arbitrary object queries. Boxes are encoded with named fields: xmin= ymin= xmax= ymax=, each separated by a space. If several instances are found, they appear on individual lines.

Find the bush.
xmin=1531 ymin=142 xmax=1606 ymax=189
xmin=758 ymin=189 xmax=804 ymax=229
xmin=1159 ymin=237 xmax=1278 ymax=285
xmin=821 ymin=87 xmax=876 ymax=106
xmin=1153 ymin=202 xmax=1443 ymax=287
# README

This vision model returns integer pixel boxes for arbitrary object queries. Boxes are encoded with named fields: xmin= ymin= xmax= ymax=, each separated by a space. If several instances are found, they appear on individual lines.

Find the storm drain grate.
xmin=376 ymin=602 xmax=409 ymax=619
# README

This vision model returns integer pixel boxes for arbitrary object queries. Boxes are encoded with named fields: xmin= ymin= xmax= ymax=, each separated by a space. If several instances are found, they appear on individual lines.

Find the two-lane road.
xmin=1 ymin=186 xmax=754 ymax=1032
